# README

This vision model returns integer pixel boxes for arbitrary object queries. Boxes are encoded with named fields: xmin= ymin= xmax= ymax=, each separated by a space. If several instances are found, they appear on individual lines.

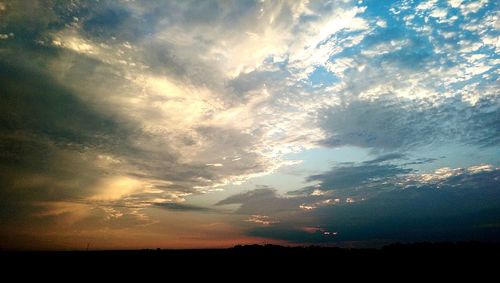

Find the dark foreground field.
xmin=1 ymin=242 xmax=499 ymax=280
xmin=2 ymin=242 xmax=499 ymax=271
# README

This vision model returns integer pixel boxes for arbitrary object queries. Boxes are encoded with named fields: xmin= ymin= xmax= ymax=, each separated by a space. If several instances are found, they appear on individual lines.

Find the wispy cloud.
xmin=154 ymin=202 xmax=210 ymax=212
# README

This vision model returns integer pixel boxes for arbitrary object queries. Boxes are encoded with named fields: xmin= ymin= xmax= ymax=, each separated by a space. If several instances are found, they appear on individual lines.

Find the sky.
xmin=0 ymin=0 xmax=499 ymax=250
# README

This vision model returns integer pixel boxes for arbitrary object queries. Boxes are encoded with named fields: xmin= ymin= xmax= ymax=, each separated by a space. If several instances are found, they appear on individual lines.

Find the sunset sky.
xmin=0 ymin=0 xmax=499 ymax=250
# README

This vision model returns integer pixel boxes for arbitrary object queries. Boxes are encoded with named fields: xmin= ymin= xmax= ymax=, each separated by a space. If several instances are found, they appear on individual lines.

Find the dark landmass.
xmin=1 ymin=244 xmax=498 ymax=279
xmin=2 ymin=242 xmax=499 ymax=270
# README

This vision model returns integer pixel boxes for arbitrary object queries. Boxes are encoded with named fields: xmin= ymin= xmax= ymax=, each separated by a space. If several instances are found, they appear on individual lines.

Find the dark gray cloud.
xmin=154 ymin=202 xmax=209 ymax=212
xmin=216 ymin=187 xmax=277 ymax=206
xmin=401 ymin=157 xmax=439 ymax=166
xmin=291 ymin=153 xmax=414 ymax=194
xmin=319 ymin=97 xmax=500 ymax=151
xmin=227 ymin=68 xmax=289 ymax=96
xmin=83 ymin=6 xmax=131 ymax=37
xmin=0 ymin=61 xmax=123 ymax=150
xmin=290 ymin=153 xmax=425 ymax=195
xmin=363 ymin=153 xmax=406 ymax=164
xmin=217 ymin=187 xmax=319 ymax=216
xmin=301 ymin=164 xmax=412 ymax=193
xmin=248 ymin=167 xmax=500 ymax=245
xmin=0 ymin=56 xmax=128 ymax=220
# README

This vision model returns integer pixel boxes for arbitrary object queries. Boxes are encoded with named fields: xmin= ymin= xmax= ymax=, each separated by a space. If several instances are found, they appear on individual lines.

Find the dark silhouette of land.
xmin=2 ymin=242 xmax=498 ymax=270
xmin=1 ymin=243 xmax=498 ymax=280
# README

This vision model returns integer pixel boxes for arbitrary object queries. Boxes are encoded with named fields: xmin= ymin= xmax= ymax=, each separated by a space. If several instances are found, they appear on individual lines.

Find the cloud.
xmin=304 ymin=164 xmax=412 ymax=191
xmin=319 ymin=97 xmax=499 ymax=150
xmin=248 ymin=165 xmax=500 ymax=244
xmin=363 ymin=153 xmax=406 ymax=164
xmin=217 ymin=188 xmax=277 ymax=206
xmin=245 ymin=215 xmax=280 ymax=225
xmin=310 ymin=0 xmax=499 ymax=152
xmin=154 ymin=202 xmax=210 ymax=212
xmin=216 ymin=187 xmax=307 ymax=215
xmin=215 ymin=157 xmax=499 ymax=245
xmin=0 ymin=61 xmax=122 ymax=149
xmin=288 ymin=153 xmax=421 ymax=198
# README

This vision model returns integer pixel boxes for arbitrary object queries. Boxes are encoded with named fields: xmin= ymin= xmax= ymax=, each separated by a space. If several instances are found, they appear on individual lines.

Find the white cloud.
xmin=405 ymin=164 xmax=497 ymax=185
xmin=448 ymin=0 xmax=463 ymax=8
xmin=52 ymin=32 xmax=98 ymax=55
xmin=245 ymin=215 xmax=280 ymax=225
xmin=360 ymin=39 xmax=409 ymax=57
xmin=467 ymin=164 xmax=494 ymax=173
xmin=430 ymin=8 xmax=448 ymax=19
xmin=88 ymin=176 xmax=144 ymax=202
xmin=460 ymin=0 xmax=489 ymax=16
xmin=206 ymin=163 xmax=223 ymax=167
xmin=417 ymin=0 xmax=438 ymax=11
xmin=288 ymin=6 xmax=369 ymax=74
